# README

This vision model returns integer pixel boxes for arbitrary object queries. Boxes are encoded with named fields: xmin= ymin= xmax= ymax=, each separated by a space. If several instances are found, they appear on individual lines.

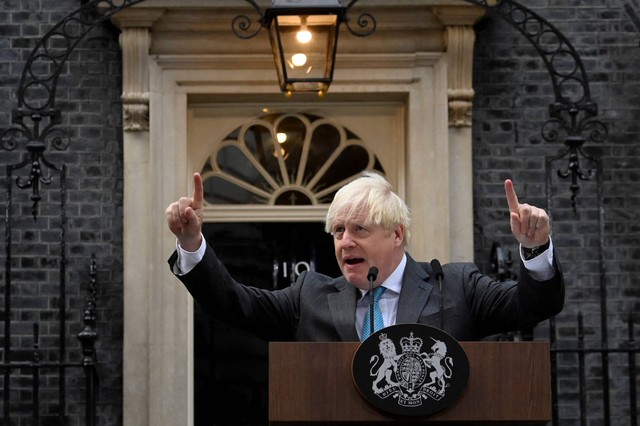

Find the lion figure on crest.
xmin=369 ymin=334 xmax=399 ymax=393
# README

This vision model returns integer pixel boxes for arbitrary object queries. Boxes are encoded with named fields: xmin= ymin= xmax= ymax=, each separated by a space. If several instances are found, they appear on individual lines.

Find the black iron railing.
xmin=491 ymin=243 xmax=638 ymax=426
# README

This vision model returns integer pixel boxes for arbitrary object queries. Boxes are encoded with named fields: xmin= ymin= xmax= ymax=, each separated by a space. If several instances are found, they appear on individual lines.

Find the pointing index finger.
xmin=504 ymin=179 xmax=520 ymax=213
xmin=192 ymin=172 xmax=204 ymax=209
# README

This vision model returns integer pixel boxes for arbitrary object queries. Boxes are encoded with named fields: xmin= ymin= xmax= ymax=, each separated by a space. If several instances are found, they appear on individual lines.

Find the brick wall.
xmin=472 ymin=2 xmax=640 ymax=425
xmin=0 ymin=1 xmax=124 ymax=425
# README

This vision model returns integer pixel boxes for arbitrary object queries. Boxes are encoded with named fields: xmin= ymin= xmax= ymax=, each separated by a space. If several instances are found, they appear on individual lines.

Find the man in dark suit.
xmin=166 ymin=171 xmax=563 ymax=342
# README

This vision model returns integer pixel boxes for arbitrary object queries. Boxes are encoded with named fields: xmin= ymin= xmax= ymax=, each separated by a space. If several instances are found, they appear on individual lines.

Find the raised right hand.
xmin=165 ymin=172 xmax=204 ymax=251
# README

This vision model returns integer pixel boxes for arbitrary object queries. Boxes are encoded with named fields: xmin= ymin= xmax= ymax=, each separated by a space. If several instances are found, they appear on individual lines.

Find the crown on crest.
xmin=400 ymin=332 xmax=423 ymax=354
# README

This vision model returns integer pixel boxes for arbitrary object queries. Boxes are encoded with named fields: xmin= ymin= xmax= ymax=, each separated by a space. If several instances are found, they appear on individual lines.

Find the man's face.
xmin=331 ymin=211 xmax=405 ymax=290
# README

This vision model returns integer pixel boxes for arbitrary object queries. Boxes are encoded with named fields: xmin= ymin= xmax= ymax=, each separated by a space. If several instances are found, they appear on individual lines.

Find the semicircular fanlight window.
xmin=200 ymin=113 xmax=385 ymax=206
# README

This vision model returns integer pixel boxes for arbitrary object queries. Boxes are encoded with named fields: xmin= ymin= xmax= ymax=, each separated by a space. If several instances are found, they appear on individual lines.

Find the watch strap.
xmin=522 ymin=239 xmax=551 ymax=260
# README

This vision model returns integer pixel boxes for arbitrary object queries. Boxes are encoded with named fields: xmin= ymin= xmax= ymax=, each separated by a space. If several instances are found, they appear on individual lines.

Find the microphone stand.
xmin=367 ymin=266 xmax=378 ymax=338
xmin=438 ymin=275 xmax=444 ymax=330
xmin=430 ymin=259 xmax=445 ymax=331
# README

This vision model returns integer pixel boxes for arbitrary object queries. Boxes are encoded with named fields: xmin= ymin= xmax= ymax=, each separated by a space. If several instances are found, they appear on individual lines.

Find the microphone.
xmin=367 ymin=266 xmax=379 ymax=339
xmin=368 ymin=267 xmax=379 ymax=282
xmin=430 ymin=259 xmax=445 ymax=331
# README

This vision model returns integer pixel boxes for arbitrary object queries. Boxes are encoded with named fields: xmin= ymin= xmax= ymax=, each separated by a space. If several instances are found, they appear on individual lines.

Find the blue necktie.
xmin=361 ymin=286 xmax=386 ymax=340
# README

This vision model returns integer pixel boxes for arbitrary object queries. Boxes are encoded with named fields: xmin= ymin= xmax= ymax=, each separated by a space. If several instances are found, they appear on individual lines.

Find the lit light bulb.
xmin=297 ymin=16 xmax=312 ymax=44
xmin=296 ymin=29 xmax=312 ymax=43
xmin=276 ymin=132 xmax=287 ymax=143
xmin=291 ymin=53 xmax=307 ymax=67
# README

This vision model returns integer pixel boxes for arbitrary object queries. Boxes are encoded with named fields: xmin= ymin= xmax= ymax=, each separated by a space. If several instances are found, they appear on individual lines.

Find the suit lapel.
xmin=328 ymin=278 xmax=360 ymax=341
xmin=396 ymin=255 xmax=435 ymax=324
xmin=326 ymin=256 xmax=436 ymax=340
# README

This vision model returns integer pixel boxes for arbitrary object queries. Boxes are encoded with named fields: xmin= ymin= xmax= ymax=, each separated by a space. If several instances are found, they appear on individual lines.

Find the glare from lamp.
xmin=290 ymin=53 xmax=307 ymax=67
xmin=276 ymin=132 xmax=287 ymax=143
xmin=273 ymin=147 xmax=287 ymax=158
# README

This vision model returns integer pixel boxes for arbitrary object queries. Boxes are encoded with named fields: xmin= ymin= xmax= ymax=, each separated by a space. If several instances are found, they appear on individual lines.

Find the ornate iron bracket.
xmin=1 ymin=0 xmax=148 ymax=217
xmin=232 ymin=0 xmax=375 ymax=40
xmin=466 ymin=0 xmax=608 ymax=210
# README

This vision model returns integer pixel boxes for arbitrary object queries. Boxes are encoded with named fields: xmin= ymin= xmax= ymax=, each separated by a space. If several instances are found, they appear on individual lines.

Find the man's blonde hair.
xmin=324 ymin=171 xmax=411 ymax=245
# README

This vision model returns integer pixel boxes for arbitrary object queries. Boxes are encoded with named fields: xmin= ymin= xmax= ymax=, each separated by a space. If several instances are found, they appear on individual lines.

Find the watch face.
xmin=523 ymin=247 xmax=536 ymax=260
xmin=352 ymin=323 xmax=469 ymax=418
xmin=523 ymin=240 xmax=551 ymax=260
xmin=523 ymin=246 xmax=541 ymax=260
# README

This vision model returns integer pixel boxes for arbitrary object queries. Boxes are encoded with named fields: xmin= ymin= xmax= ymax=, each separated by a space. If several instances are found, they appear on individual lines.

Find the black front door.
xmin=194 ymin=222 xmax=340 ymax=425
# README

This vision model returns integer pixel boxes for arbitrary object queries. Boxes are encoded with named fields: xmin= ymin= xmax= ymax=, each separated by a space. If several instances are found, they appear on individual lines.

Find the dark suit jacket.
xmin=169 ymin=244 xmax=564 ymax=342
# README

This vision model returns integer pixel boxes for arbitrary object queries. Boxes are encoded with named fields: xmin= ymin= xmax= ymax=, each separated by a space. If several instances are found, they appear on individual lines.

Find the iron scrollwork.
xmin=343 ymin=1 xmax=376 ymax=36
xmin=231 ymin=1 xmax=265 ymax=39
xmin=465 ymin=0 xmax=608 ymax=210
xmin=232 ymin=0 xmax=376 ymax=39
xmin=1 ymin=0 xmax=150 ymax=217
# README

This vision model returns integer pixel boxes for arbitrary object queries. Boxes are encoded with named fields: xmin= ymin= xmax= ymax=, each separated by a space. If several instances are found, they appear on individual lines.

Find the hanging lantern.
xmin=233 ymin=0 xmax=376 ymax=95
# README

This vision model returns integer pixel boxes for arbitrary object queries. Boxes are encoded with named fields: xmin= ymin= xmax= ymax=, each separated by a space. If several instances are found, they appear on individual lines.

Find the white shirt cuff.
xmin=173 ymin=234 xmax=206 ymax=275
xmin=520 ymin=239 xmax=555 ymax=281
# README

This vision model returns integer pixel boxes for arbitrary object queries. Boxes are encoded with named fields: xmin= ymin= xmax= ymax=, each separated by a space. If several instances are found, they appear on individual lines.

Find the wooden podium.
xmin=269 ymin=341 xmax=552 ymax=425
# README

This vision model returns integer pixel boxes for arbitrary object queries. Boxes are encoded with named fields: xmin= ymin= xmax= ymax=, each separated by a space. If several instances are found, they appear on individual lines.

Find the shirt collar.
xmin=358 ymin=253 xmax=407 ymax=298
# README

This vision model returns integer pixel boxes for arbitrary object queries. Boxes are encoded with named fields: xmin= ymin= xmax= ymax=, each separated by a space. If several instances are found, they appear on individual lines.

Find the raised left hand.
xmin=505 ymin=179 xmax=550 ymax=248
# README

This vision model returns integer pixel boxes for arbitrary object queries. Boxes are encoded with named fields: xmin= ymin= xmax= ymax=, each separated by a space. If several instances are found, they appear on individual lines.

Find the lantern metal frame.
xmin=233 ymin=0 xmax=376 ymax=94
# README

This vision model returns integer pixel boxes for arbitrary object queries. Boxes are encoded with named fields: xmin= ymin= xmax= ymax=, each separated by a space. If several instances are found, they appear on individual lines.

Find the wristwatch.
xmin=522 ymin=239 xmax=551 ymax=260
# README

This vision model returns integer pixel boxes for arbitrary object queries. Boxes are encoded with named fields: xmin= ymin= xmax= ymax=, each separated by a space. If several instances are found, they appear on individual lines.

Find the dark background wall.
xmin=0 ymin=1 xmax=125 ymax=425
xmin=472 ymin=2 xmax=640 ymax=425
xmin=1 ymin=1 xmax=639 ymax=425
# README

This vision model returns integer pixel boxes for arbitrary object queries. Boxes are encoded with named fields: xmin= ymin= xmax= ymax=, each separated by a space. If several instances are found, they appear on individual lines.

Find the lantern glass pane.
xmin=270 ymin=14 xmax=338 ymax=92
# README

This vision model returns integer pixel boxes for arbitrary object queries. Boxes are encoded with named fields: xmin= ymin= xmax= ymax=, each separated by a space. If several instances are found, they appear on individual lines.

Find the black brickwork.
xmin=473 ymin=2 xmax=640 ymax=425
xmin=0 ymin=1 xmax=124 ymax=425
